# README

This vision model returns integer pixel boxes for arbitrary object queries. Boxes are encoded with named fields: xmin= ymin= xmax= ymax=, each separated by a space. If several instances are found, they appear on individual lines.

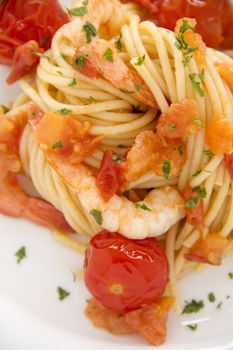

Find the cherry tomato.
xmin=84 ymin=230 xmax=169 ymax=313
xmin=96 ymin=151 xmax=124 ymax=202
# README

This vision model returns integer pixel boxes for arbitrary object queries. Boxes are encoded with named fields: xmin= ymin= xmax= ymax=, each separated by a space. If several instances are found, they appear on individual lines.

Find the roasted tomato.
xmin=84 ymin=230 xmax=169 ymax=313
xmin=96 ymin=150 xmax=124 ymax=202
xmin=183 ymin=187 xmax=204 ymax=227
xmin=206 ymin=114 xmax=233 ymax=155
xmin=0 ymin=0 xmax=69 ymax=65
xmin=184 ymin=233 xmax=228 ymax=265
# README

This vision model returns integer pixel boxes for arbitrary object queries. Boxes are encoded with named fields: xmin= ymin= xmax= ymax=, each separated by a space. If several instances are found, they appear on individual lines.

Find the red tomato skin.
xmin=96 ymin=151 xmax=124 ymax=202
xmin=224 ymin=153 xmax=233 ymax=179
xmin=84 ymin=230 xmax=169 ymax=313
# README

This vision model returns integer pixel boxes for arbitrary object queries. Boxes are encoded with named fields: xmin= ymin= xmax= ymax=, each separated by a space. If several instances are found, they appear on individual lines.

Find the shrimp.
xmin=0 ymin=108 xmax=73 ymax=232
xmin=44 ymin=151 xmax=185 ymax=239
xmin=31 ymin=108 xmax=185 ymax=238
xmin=60 ymin=0 xmax=157 ymax=107
xmin=77 ymin=39 xmax=158 ymax=108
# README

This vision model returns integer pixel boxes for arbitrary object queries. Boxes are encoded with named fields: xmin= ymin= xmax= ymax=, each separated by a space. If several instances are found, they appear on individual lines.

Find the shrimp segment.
xmin=0 ymin=109 xmax=73 ymax=232
xmin=78 ymin=39 xmax=158 ymax=108
xmin=42 ymin=151 xmax=185 ymax=239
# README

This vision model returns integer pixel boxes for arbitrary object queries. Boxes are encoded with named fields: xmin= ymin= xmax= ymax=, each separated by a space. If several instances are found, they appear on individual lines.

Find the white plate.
xmin=1 ymin=3 xmax=233 ymax=349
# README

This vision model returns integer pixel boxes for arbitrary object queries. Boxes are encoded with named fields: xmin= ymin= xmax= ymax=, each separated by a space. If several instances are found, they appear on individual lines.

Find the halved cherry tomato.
xmin=84 ymin=230 xmax=169 ymax=313
xmin=96 ymin=150 xmax=124 ymax=202
xmin=130 ymin=0 xmax=233 ymax=49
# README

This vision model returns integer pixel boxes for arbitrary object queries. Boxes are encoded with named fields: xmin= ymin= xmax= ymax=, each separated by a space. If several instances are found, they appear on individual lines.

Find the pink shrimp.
xmin=0 ymin=108 xmax=73 ymax=232
xmin=77 ymin=39 xmax=158 ymax=108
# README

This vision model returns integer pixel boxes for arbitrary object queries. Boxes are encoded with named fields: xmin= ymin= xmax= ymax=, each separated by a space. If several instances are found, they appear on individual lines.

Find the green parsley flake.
xmin=162 ymin=160 xmax=171 ymax=179
xmin=208 ymin=292 xmax=216 ymax=303
xmin=57 ymin=287 xmax=70 ymax=301
xmin=120 ymin=89 xmax=134 ymax=94
xmin=114 ymin=34 xmax=122 ymax=50
xmin=187 ymin=324 xmax=198 ymax=331
xmin=59 ymin=108 xmax=72 ymax=115
xmin=1 ymin=105 xmax=9 ymax=114
xmin=102 ymin=48 xmax=113 ymax=62
xmin=67 ymin=0 xmax=88 ymax=16
xmin=40 ymin=35 xmax=49 ymax=47
xmin=112 ymin=154 xmax=124 ymax=164
xmin=15 ymin=246 xmax=26 ymax=264
xmin=192 ymin=186 xmax=207 ymax=198
xmin=184 ymin=197 xmax=199 ymax=209
xmin=134 ymin=82 xmax=141 ymax=91
xmin=89 ymin=96 xmax=97 ymax=103
xmin=216 ymin=301 xmax=223 ymax=310
xmin=68 ymin=77 xmax=77 ymax=87
xmin=203 ymin=149 xmax=214 ymax=161
xmin=83 ymin=21 xmax=97 ymax=43
xmin=134 ymin=55 xmax=146 ymax=66
xmin=228 ymin=272 xmax=233 ymax=279
xmin=175 ymin=33 xmax=197 ymax=67
xmin=123 ymin=190 xmax=129 ymax=198
xmin=179 ymin=19 xmax=195 ymax=34
xmin=75 ymin=55 xmax=85 ymax=69
xmin=199 ymin=69 xmax=205 ymax=82
xmin=182 ymin=299 xmax=204 ymax=314
xmin=52 ymin=140 xmax=63 ymax=149
xmin=194 ymin=117 xmax=204 ymax=127
xmin=192 ymin=169 xmax=201 ymax=177
xmin=177 ymin=145 xmax=183 ymax=155
xmin=189 ymin=73 xmax=205 ymax=97
xmin=168 ymin=124 xmax=176 ymax=132
xmin=90 ymin=209 xmax=103 ymax=225
xmin=135 ymin=203 xmax=151 ymax=211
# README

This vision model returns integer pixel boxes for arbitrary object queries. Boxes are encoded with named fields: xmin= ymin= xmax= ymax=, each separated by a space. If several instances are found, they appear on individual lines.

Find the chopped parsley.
xmin=112 ymin=154 xmax=124 ymax=164
xmin=102 ymin=48 xmax=113 ymax=62
xmin=89 ymin=96 xmax=97 ymax=103
xmin=68 ymin=77 xmax=77 ymax=87
xmin=208 ymin=292 xmax=216 ymax=303
xmin=123 ymin=190 xmax=129 ymax=198
xmin=134 ymin=82 xmax=141 ymax=91
xmin=40 ymin=35 xmax=49 ymax=47
xmin=187 ymin=324 xmax=198 ymax=331
xmin=134 ymin=55 xmax=146 ymax=66
xmin=162 ymin=160 xmax=171 ymax=179
xmin=52 ymin=140 xmax=63 ymax=149
xmin=175 ymin=27 xmax=197 ymax=67
xmin=199 ymin=69 xmax=205 ymax=82
xmin=15 ymin=246 xmax=26 ymax=264
xmin=179 ymin=19 xmax=196 ymax=34
xmin=228 ymin=272 xmax=233 ymax=279
xmin=1 ymin=104 xmax=9 ymax=114
xmin=59 ymin=108 xmax=72 ymax=115
xmin=135 ymin=203 xmax=151 ymax=211
xmin=57 ymin=287 xmax=70 ymax=301
xmin=194 ymin=117 xmax=204 ymax=127
xmin=83 ymin=21 xmax=97 ymax=43
xmin=192 ymin=186 xmax=207 ymax=198
xmin=90 ymin=209 xmax=103 ymax=225
xmin=192 ymin=169 xmax=201 ymax=177
xmin=114 ymin=33 xmax=122 ymax=50
xmin=67 ymin=0 xmax=88 ymax=17
xmin=216 ymin=301 xmax=223 ymax=310
xmin=75 ymin=55 xmax=85 ymax=69
xmin=120 ymin=88 xmax=135 ymax=94
xmin=167 ymin=124 xmax=176 ymax=132
xmin=182 ymin=299 xmax=204 ymax=314
xmin=177 ymin=145 xmax=183 ymax=155
xmin=203 ymin=149 xmax=214 ymax=161
xmin=184 ymin=197 xmax=200 ymax=209
xmin=189 ymin=73 xmax=205 ymax=97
